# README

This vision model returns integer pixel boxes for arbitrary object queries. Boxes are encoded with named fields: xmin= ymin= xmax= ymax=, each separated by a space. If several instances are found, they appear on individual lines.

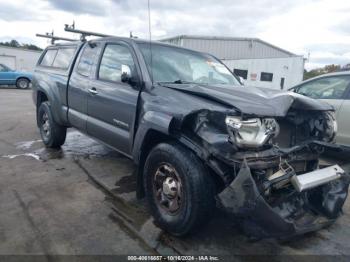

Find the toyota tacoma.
xmin=32 ymin=37 xmax=349 ymax=238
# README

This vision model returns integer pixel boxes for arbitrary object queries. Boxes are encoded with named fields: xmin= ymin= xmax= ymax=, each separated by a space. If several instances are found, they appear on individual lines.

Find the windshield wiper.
xmin=158 ymin=80 xmax=195 ymax=84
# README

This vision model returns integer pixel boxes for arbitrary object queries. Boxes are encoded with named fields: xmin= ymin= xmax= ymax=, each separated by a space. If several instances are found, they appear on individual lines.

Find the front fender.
xmin=132 ymin=111 xmax=175 ymax=164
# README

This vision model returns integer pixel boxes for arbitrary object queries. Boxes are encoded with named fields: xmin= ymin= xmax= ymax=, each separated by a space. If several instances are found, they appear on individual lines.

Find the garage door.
xmin=0 ymin=55 xmax=16 ymax=70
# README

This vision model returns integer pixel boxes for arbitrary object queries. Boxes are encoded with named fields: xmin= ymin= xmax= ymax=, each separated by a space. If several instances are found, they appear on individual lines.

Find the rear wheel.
xmin=16 ymin=78 xmax=30 ymax=89
xmin=38 ymin=101 xmax=66 ymax=148
xmin=144 ymin=142 xmax=215 ymax=236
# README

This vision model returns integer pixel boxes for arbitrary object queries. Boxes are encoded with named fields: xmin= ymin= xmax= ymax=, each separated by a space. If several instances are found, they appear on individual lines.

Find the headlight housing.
xmin=316 ymin=111 xmax=337 ymax=142
xmin=225 ymin=116 xmax=280 ymax=148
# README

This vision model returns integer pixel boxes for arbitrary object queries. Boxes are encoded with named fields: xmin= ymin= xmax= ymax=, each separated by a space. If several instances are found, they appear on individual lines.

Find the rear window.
xmin=52 ymin=48 xmax=76 ymax=69
xmin=40 ymin=49 xmax=57 ymax=67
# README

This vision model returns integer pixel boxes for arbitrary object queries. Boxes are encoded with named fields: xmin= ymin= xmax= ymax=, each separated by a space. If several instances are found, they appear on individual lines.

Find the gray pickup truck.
xmin=32 ymin=37 xmax=349 ymax=239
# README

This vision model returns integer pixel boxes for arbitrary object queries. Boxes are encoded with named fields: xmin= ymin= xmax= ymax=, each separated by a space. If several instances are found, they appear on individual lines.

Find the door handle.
xmin=88 ymin=87 xmax=98 ymax=95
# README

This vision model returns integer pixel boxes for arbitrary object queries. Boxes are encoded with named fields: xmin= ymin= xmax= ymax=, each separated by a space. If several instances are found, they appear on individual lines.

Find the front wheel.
xmin=38 ymin=101 xmax=67 ymax=148
xmin=144 ymin=142 xmax=215 ymax=236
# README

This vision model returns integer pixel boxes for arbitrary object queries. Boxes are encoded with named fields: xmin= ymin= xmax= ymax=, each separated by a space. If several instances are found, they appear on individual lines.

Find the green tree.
xmin=303 ymin=64 xmax=342 ymax=80
xmin=9 ymin=40 xmax=20 ymax=48
xmin=0 ymin=39 xmax=42 ymax=51
xmin=324 ymin=64 xmax=340 ymax=73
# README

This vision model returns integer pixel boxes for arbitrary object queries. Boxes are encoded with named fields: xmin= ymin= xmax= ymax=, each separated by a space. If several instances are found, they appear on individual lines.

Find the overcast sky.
xmin=0 ymin=0 xmax=349 ymax=70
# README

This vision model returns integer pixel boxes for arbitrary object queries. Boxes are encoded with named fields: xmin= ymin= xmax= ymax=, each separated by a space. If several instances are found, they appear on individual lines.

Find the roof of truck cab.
xmin=46 ymin=41 xmax=83 ymax=48
xmin=48 ymin=37 xmax=172 ymax=45
xmin=94 ymin=36 xmax=189 ymax=47
xmin=46 ymin=37 xmax=213 ymax=54
xmin=98 ymin=36 xmax=215 ymax=54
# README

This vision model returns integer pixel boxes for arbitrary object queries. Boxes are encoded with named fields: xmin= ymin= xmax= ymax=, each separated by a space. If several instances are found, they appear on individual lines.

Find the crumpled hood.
xmin=162 ymin=83 xmax=333 ymax=117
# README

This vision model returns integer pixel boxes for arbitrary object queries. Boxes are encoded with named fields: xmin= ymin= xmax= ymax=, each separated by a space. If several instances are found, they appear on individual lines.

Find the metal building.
xmin=160 ymin=35 xmax=305 ymax=90
xmin=0 ymin=46 xmax=42 ymax=72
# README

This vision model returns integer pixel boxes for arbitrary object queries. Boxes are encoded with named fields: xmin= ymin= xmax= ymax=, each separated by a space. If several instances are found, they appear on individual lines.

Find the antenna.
xmin=64 ymin=23 xmax=113 ymax=41
xmin=147 ymin=0 xmax=153 ymax=84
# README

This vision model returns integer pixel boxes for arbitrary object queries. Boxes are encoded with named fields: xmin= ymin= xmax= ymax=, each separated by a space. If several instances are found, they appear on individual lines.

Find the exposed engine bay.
xmin=179 ymin=107 xmax=349 ymax=239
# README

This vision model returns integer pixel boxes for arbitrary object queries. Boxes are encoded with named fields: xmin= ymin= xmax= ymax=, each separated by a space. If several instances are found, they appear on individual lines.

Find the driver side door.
xmin=87 ymin=41 xmax=141 ymax=156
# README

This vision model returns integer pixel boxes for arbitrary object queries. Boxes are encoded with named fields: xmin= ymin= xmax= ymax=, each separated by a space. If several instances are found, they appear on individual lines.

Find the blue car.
xmin=0 ymin=63 xmax=32 ymax=89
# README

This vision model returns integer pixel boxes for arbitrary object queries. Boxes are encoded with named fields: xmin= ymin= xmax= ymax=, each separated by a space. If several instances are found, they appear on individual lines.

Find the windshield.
xmin=138 ymin=43 xmax=240 ymax=86
xmin=0 ymin=64 xmax=12 ymax=71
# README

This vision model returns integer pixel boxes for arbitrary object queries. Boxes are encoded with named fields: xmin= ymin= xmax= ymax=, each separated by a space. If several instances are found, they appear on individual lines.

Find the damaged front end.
xmin=219 ymin=161 xmax=349 ymax=239
xmin=180 ymin=103 xmax=350 ymax=239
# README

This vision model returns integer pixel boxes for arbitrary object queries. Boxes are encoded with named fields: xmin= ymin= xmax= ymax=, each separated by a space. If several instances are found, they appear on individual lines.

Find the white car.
xmin=290 ymin=71 xmax=350 ymax=147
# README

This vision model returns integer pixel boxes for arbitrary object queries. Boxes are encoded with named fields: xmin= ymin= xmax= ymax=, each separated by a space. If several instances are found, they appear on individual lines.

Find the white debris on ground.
xmin=2 ymin=153 xmax=41 ymax=161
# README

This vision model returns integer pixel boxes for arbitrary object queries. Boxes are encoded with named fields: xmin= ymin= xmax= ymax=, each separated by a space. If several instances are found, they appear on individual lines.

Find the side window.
xmin=76 ymin=44 xmax=98 ymax=77
xmin=98 ymin=44 xmax=135 ymax=83
xmin=0 ymin=64 xmax=6 ymax=72
xmin=234 ymin=69 xmax=248 ymax=80
xmin=261 ymin=72 xmax=273 ymax=82
xmin=297 ymin=76 xmax=350 ymax=99
xmin=52 ymin=47 xmax=76 ymax=69
xmin=40 ymin=49 xmax=58 ymax=67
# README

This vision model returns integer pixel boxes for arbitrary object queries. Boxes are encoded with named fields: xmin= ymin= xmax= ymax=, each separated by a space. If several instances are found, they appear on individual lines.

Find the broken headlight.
xmin=225 ymin=116 xmax=279 ymax=148
xmin=314 ymin=111 xmax=338 ymax=142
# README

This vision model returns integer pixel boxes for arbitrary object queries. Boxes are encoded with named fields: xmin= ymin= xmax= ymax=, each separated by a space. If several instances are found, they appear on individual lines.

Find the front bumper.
xmin=218 ymin=161 xmax=350 ymax=239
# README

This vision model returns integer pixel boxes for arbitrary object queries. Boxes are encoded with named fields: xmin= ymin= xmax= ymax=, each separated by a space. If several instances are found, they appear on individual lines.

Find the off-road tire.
xmin=38 ymin=101 xmax=66 ymax=148
xmin=16 ymin=78 xmax=30 ymax=89
xmin=144 ymin=142 xmax=215 ymax=236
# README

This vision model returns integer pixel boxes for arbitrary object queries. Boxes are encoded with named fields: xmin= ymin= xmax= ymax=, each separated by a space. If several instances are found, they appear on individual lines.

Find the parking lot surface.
xmin=1 ymin=89 xmax=350 ymax=258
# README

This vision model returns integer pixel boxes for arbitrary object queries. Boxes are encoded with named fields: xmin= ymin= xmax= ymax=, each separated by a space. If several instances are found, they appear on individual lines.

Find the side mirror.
xmin=289 ymin=87 xmax=297 ymax=93
xmin=121 ymin=64 xmax=131 ymax=83
xmin=121 ymin=64 xmax=139 ymax=87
